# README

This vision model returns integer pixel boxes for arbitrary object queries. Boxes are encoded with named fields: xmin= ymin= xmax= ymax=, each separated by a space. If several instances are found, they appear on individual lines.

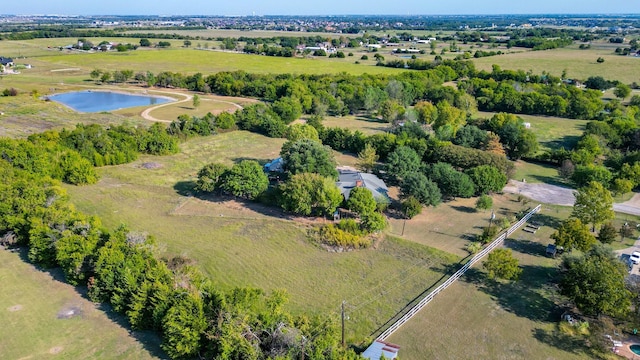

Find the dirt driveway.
xmin=503 ymin=180 xmax=640 ymax=216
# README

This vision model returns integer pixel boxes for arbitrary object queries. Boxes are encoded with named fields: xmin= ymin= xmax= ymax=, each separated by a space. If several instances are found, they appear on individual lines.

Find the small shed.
xmin=362 ymin=340 xmax=400 ymax=360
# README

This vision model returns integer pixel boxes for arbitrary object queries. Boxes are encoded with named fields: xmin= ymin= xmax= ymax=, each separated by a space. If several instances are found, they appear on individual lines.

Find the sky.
xmin=5 ymin=0 xmax=640 ymax=16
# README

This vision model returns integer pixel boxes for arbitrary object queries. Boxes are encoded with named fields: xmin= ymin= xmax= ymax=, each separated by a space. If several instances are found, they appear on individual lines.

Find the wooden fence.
xmin=374 ymin=204 xmax=542 ymax=342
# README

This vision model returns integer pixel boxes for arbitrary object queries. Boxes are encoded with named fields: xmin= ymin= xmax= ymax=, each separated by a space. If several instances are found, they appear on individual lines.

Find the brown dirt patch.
xmin=49 ymin=346 xmax=63 ymax=354
xmin=139 ymin=162 xmax=163 ymax=170
xmin=7 ymin=304 xmax=23 ymax=312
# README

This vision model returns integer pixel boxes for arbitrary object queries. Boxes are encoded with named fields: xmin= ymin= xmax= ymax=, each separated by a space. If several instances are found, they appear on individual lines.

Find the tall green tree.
xmin=385 ymin=146 xmax=422 ymax=182
xmin=571 ymin=181 xmax=614 ymax=231
xmin=400 ymin=172 xmax=441 ymax=207
xmin=346 ymin=187 xmax=377 ymax=216
xmin=279 ymin=173 xmax=342 ymax=216
xmin=551 ymin=218 xmax=597 ymax=252
xmin=281 ymin=139 xmax=338 ymax=180
xmin=613 ymin=83 xmax=631 ymax=99
xmin=196 ymin=163 xmax=230 ymax=193
xmin=356 ymin=143 xmax=378 ymax=173
xmin=466 ymin=165 xmax=507 ymax=195
xmin=560 ymin=245 xmax=631 ymax=317
xmin=220 ymin=160 xmax=269 ymax=200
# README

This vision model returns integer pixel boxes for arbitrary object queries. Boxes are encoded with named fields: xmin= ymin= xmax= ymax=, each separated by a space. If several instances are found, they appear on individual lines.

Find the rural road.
xmin=503 ymin=180 xmax=640 ymax=216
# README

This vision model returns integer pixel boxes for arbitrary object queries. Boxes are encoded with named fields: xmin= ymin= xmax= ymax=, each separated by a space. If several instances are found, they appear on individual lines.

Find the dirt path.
xmin=503 ymin=180 xmax=640 ymax=216
xmin=140 ymin=90 xmax=191 ymax=123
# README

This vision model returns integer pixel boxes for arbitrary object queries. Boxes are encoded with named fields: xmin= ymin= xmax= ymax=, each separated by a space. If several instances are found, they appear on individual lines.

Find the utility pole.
xmin=341 ymin=300 xmax=346 ymax=348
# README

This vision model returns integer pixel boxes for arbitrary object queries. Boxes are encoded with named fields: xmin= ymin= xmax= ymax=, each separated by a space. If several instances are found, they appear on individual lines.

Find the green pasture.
xmin=27 ymin=42 xmax=402 ymax=77
xmin=320 ymin=115 xmax=391 ymax=135
xmin=0 ymin=249 xmax=162 ymax=359
xmin=64 ymin=131 xmax=460 ymax=342
xmin=147 ymin=95 xmax=252 ymax=121
xmin=477 ymin=111 xmax=589 ymax=153
xmin=473 ymin=46 xmax=640 ymax=84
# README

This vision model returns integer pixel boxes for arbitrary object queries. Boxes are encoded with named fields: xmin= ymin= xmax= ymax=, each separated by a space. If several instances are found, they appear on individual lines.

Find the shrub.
xmin=361 ymin=212 xmax=387 ymax=233
xmin=401 ymin=196 xmax=423 ymax=219
xmin=478 ymin=225 xmax=499 ymax=244
xmin=2 ymin=88 xmax=18 ymax=96
xmin=317 ymin=224 xmax=371 ymax=249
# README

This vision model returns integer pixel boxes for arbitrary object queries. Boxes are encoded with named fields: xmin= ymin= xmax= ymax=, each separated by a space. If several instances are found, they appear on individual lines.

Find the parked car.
xmin=631 ymin=251 xmax=640 ymax=265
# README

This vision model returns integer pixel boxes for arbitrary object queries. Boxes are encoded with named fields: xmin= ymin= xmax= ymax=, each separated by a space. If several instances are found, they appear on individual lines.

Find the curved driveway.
xmin=503 ymin=180 xmax=640 ymax=216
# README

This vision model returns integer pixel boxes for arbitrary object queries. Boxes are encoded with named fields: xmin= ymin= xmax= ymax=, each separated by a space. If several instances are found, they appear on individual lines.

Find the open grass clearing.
xmin=0 ymin=249 xmax=163 ymax=359
xmin=319 ymin=115 xmax=390 ymax=135
xmin=64 ymin=131 xmax=460 ymax=341
xmin=511 ymin=160 xmax=565 ymax=186
xmin=388 ymin=194 xmax=531 ymax=258
xmin=476 ymin=111 xmax=588 ymax=153
xmin=473 ymin=46 xmax=640 ymax=83
xmin=148 ymin=94 xmax=256 ymax=121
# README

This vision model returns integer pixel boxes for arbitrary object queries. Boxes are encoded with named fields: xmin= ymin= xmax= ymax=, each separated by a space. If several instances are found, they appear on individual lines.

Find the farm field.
xmin=63 ymin=131 xmax=460 ymax=342
xmin=0 ymin=249 xmax=163 ymax=359
xmin=473 ymin=45 xmax=640 ymax=83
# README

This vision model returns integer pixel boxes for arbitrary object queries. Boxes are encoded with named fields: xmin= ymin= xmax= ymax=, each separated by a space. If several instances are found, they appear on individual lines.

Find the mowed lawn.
xmin=0 ymin=249 xmax=163 ymax=359
xmin=388 ymin=206 xmax=589 ymax=360
xmin=64 ymin=131 xmax=460 ymax=342
xmin=473 ymin=46 xmax=640 ymax=83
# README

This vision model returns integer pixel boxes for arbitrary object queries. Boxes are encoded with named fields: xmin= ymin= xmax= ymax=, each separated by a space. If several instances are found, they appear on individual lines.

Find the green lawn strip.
xmin=0 ymin=249 xmax=161 ymax=359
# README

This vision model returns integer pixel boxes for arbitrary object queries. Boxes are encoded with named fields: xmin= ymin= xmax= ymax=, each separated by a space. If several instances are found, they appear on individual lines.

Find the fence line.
xmin=374 ymin=204 xmax=542 ymax=342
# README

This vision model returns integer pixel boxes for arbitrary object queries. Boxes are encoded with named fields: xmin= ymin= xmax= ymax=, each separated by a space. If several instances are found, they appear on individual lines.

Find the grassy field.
xmin=148 ymin=94 xmax=256 ymax=121
xmin=0 ymin=249 xmax=163 ymax=359
xmin=388 ymin=194 xmax=530 ymax=258
xmin=320 ymin=115 xmax=391 ymax=135
xmin=387 ymin=205 xmax=585 ymax=359
xmin=64 ymin=131 xmax=460 ymax=342
xmin=473 ymin=45 xmax=640 ymax=83
xmin=476 ymin=111 xmax=588 ymax=153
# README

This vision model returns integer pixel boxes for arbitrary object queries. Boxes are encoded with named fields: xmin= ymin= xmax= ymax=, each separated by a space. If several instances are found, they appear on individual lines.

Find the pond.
xmin=48 ymin=90 xmax=172 ymax=113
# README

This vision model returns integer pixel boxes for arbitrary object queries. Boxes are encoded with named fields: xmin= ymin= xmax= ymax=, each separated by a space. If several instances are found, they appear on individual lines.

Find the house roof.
xmin=336 ymin=169 xmax=390 ymax=203
xmin=362 ymin=340 xmax=400 ymax=360
xmin=0 ymin=57 xmax=14 ymax=66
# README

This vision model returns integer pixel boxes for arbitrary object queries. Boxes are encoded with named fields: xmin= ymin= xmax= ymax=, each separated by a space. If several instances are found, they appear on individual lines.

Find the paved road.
xmin=504 ymin=180 xmax=640 ymax=216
